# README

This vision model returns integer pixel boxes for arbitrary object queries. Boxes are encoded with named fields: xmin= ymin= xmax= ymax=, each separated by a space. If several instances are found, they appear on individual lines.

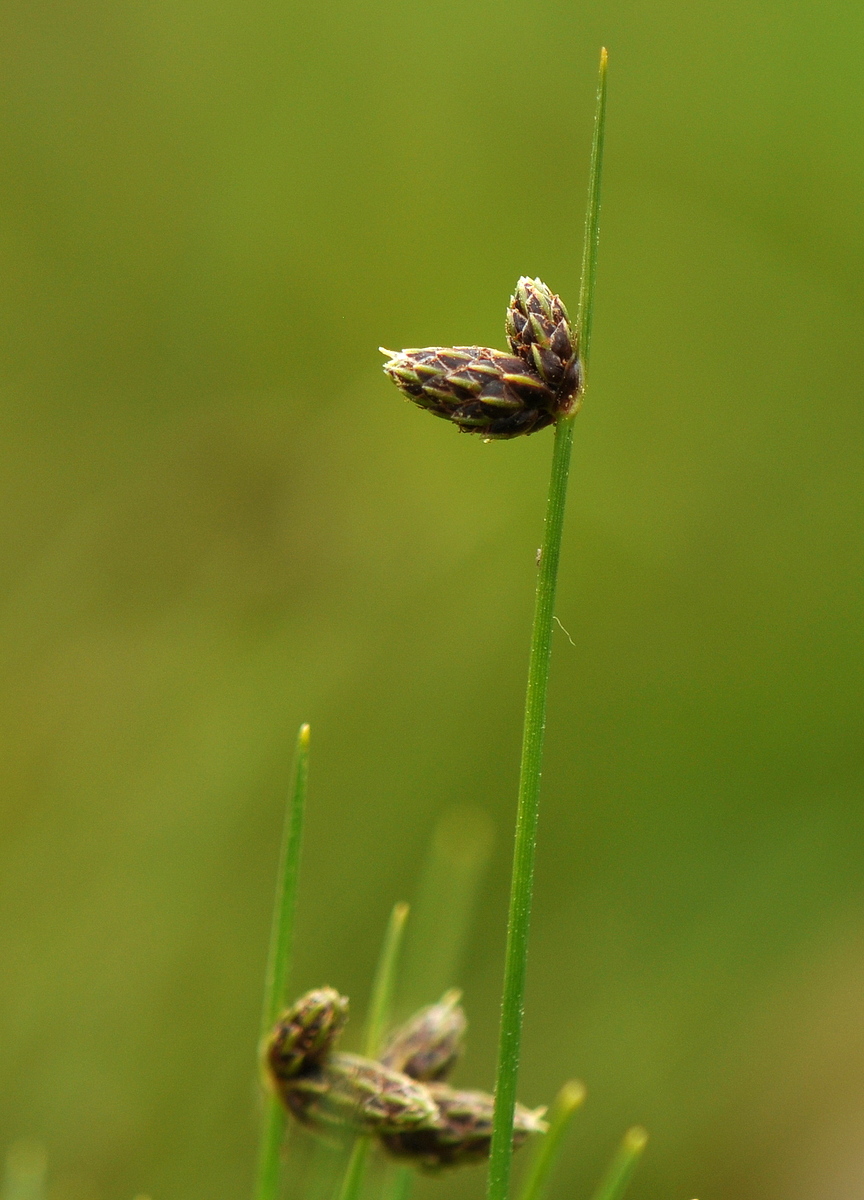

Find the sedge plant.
xmin=254 ymin=45 xmax=649 ymax=1200
xmin=0 ymin=47 xmax=655 ymax=1200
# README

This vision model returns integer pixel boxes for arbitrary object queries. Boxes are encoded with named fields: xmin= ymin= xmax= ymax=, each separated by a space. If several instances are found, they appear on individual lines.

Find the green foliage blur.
xmin=1 ymin=1 xmax=863 ymax=1199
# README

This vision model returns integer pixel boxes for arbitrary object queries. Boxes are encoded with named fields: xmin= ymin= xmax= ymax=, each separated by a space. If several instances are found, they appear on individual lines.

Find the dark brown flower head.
xmin=277 ymin=1052 xmax=439 ymax=1137
xmin=505 ymin=277 xmax=581 ymax=410
xmin=265 ymin=987 xmax=349 ymax=1082
xmin=380 ymin=346 xmax=560 ymax=439
xmin=379 ymin=1083 xmax=547 ymax=1171
xmin=381 ymin=277 xmax=581 ymax=438
xmin=380 ymin=990 xmax=466 ymax=1082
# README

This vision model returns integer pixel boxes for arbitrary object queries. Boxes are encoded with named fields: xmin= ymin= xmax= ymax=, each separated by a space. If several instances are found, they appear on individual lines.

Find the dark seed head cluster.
xmin=265 ymin=987 xmax=546 ymax=1171
xmin=381 ymin=278 xmax=581 ymax=440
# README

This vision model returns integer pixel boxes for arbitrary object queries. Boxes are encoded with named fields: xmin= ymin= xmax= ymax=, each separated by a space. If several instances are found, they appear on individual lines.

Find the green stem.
xmin=578 ymin=47 xmax=609 ymax=371
xmin=516 ymin=1081 xmax=586 ymax=1200
xmin=486 ymin=48 xmax=608 ymax=1200
xmin=253 ymin=723 xmax=311 ymax=1200
xmin=336 ymin=1142 xmax=370 ymax=1200
xmin=336 ymin=902 xmax=410 ymax=1200
xmin=364 ymin=901 xmax=410 ymax=1056
xmin=588 ymin=1128 xmax=648 ymax=1200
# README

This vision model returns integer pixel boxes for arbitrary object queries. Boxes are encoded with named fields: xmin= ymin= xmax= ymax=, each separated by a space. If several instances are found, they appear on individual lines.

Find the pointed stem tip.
xmin=515 ymin=1080 xmax=586 ymax=1200
xmin=623 ymin=1127 xmax=647 ymax=1153
xmin=557 ymin=1080 xmax=587 ymax=1111
xmin=589 ymin=1126 xmax=648 ymax=1200
xmin=576 ymin=45 xmax=609 ymax=377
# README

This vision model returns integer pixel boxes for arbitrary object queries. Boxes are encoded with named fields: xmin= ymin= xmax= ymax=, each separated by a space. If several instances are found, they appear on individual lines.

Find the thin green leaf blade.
xmin=589 ymin=1127 xmax=648 ymax=1200
xmin=364 ymin=901 xmax=410 ymax=1057
xmin=253 ymin=722 xmax=311 ymax=1200
xmin=516 ymin=1081 xmax=586 ymax=1200
xmin=577 ymin=47 xmax=609 ymax=374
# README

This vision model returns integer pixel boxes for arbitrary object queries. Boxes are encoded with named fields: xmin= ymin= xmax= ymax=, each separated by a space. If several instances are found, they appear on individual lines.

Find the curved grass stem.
xmin=486 ymin=48 xmax=608 ymax=1200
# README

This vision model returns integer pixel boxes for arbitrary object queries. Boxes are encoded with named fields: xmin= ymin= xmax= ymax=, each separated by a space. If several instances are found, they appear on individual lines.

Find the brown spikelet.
xmin=265 ymin=987 xmax=349 ymax=1082
xmin=381 ymin=277 xmax=581 ymax=438
xmin=379 ymin=1083 xmax=547 ymax=1171
xmin=277 ymin=1052 xmax=439 ymax=1136
xmin=505 ymin=277 xmax=581 ymax=412
xmin=380 ymin=990 xmax=466 ymax=1082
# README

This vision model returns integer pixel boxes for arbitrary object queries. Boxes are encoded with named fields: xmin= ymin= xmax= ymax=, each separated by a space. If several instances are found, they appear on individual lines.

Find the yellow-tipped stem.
xmin=516 ymin=1081 xmax=586 ymax=1200
xmin=588 ymin=1127 xmax=648 ymax=1200
xmin=253 ymin=723 xmax=312 ymax=1200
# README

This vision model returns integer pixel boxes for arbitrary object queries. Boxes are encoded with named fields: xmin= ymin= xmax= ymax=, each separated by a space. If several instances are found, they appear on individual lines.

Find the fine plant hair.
xmin=254 ymin=46 xmax=650 ymax=1200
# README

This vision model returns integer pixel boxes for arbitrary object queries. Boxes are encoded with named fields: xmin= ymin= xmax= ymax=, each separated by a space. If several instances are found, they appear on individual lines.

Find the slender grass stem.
xmin=516 ymin=1081 xmax=586 ymax=1200
xmin=335 ymin=1143 xmax=370 ymax=1200
xmin=253 ymin=723 xmax=311 ymax=1200
xmin=336 ymin=902 xmax=410 ymax=1200
xmin=578 ymin=48 xmax=609 ymax=371
xmin=588 ymin=1128 xmax=648 ymax=1200
xmin=486 ymin=48 xmax=608 ymax=1200
xmin=364 ymin=901 xmax=410 ymax=1056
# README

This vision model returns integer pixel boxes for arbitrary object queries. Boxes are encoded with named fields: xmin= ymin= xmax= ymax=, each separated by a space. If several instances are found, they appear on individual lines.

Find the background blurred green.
xmin=1 ymin=0 xmax=863 ymax=1198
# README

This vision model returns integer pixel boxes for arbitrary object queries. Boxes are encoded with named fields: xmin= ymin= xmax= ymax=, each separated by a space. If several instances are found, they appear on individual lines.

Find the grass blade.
xmin=486 ymin=47 xmax=609 ymax=1200
xmin=577 ymin=47 xmax=609 ymax=369
xmin=364 ymin=901 xmax=410 ymax=1056
xmin=335 ymin=1143 xmax=370 ymax=1200
xmin=588 ymin=1127 xmax=648 ymax=1200
xmin=516 ymin=1081 xmax=586 ymax=1200
xmin=253 ymin=722 xmax=311 ymax=1200
xmin=336 ymin=901 xmax=410 ymax=1200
